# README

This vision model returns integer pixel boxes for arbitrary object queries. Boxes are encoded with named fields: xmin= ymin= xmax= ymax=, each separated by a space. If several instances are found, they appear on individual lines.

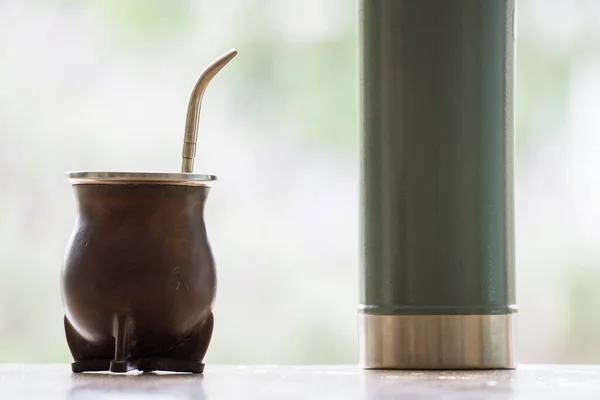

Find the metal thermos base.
xmin=359 ymin=313 xmax=517 ymax=369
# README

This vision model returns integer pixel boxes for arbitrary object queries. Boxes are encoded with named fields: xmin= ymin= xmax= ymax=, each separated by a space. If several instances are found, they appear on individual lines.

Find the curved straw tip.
xmin=208 ymin=48 xmax=238 ymax=73
xmin=223 ymin=48 xmax=238 ymax=61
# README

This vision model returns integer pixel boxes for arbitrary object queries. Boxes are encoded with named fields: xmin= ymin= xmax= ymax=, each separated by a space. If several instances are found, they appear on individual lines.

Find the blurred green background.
xmin=0 ymin=0 xmax=599 ymax=364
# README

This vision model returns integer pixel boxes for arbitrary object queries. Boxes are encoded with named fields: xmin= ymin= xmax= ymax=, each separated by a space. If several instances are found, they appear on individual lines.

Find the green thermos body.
xmin=359 ymin=0 xmax=517 ymax=369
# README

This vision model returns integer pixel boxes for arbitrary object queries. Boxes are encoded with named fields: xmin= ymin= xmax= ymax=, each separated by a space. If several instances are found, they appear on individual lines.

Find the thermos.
xmin=359 ymin=0 xmax=517 ymax=369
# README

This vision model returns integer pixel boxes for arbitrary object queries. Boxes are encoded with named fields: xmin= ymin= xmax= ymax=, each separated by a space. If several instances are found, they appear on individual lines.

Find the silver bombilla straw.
xmin=181 ymin=48 xmax=238 ymax=173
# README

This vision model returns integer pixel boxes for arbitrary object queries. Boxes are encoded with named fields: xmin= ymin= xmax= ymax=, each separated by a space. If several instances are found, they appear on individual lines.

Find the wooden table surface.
xmin=2 ymin=364 xmax=600 ymax=399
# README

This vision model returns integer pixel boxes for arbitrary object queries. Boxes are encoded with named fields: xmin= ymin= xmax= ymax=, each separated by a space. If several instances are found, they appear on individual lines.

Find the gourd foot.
xmin=64 ymin=312 xmax=214 ymax=374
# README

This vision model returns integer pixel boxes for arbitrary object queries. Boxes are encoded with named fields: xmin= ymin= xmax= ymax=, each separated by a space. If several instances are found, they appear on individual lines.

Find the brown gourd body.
xmin=61 ymin=182 xmax=216 ymax=373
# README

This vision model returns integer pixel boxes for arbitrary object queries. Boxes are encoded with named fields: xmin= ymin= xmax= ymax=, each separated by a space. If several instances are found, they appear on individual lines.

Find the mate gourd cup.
xmin=61 ymin=50 xmax=237 ymax=374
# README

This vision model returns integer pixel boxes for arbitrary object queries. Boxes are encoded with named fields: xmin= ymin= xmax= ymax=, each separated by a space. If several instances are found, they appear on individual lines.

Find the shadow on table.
xmin=67 ymin=372 xmax=206 ymax=399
